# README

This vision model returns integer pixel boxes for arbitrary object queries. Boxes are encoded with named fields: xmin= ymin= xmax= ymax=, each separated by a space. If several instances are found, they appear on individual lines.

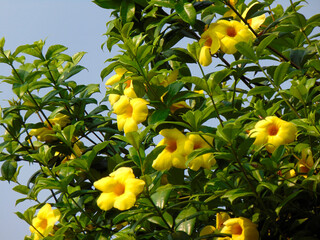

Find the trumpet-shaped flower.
xmin=199 ymin=24 xmax=220 ymax=66
xmin=106 ymin=68 xmax=127 ymax=86
xmin=187 ymin=133 xmax=216 ymax=171
xmin=223 ymin=1 xmax=265 ymax=30
xmin=297 ymin=148 xmax=314 ymax=176
xmin=213 ymin=20 xmax=254 ymax=54
xmin=249 ymin=116 xmax=297 ymax=153
xmin=242 ymin=3 xmax=266 ymax=30
xmin=198 ymin=19 xmax=254 ymax=65
xmin=29 ymin=204 xmax=61 ymax=240
xmin=200 ymin=212 xmax=230 ymax=239
xmin=106 ymin=68 xmax=137 ymax=103
xmin=152 ymin=128 xmax=193 ymax=171
xmin=29 ymin=114 xmax=70 ymax=142
xmin=218 ymin=217 xmax=259 ymax=240
xmin=113 ymin=95 xmax=149 ymax=133
xmin=94 ymin=167 xmax=145 ymax=211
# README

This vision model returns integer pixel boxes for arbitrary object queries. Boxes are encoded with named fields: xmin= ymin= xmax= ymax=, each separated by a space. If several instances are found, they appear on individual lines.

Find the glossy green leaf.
xmin=235 ymin=42 xmax=258 ymax=62
xmin=175 ymin=206 xmax=197 ymax=234
xmin=273 ymin=62 xmax=290 ymax=86
xmin=151 ymin=184 xmax=173 ymax=209
xmin=175 ymin=2 xmax=196 ymax=26
xmin=1 ymin=160 xmax=17 ymax=182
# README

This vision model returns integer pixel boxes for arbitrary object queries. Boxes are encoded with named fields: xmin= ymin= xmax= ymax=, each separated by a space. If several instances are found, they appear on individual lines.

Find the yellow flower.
xmin=200 ymin=225 xmax=216 ymax=240
xmin=241 ymin=2 xmax=266 ymax=30
xmin=212 ymin=20 xmax=254 ymax=54
xmin=187 ymin=133 xmax=216 ymax=171
xmin=113 ymin=95 xmax=149 ymax=133
xmin=152 ymin=128 xmax=193 ymax=171
xmin=169 ymin=101 xmax=191 ymax=113
xmin=249 ymin=116 xmax=297 ymax=153
xmin=223 ymin=1 xmax=265 ymax=31
xmin=108 ymin=93 xmax=121 ymax=106
xmin=29 ymin=114 xmax=70 ymax=142
xmin=216 ymin=212 xmax=231 ymax=230
xmin=199 ymin=24 xmax=220 ymax=66
xmin=30 ymin=203 xmax=61 ymax=240
xmin=200 ymin=212 xmax=230 ymax=239
xmin=106 ymin=68 xmax=137 ymax=102
xmin=218 ymin=217 xmax=259 ymax=240
xmin=106 ymin=68 xmax=127 ymax=85
xmin=94 ymin=167 xmax=145 ymax=211
xmin=298 ymin=148 xmax=314 ymax=175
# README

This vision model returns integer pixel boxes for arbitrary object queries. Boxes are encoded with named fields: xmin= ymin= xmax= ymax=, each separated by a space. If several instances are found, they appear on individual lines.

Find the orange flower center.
xmin=268 ymin=124 xmax=279 ymax=136
xmin=204 ymin=37 xmax=212 ymax=47
xmin=226 ymin=27 xmax=237 ymax=37
xmin=231 ymin=223 xmax=243 ymax=235
xmin=39 ymin=219 xmax=48 ymax=230
xmin=125 ymin=104 xmax=133 ymax=117
xmin=114 ymin=183 xmax=125 ymax=196
xmin=166 ymin=139 xmax=177 ymax=152
xmin=125 ymin=80 xmax=132 ymax=88
xmin=194 ymin=143 xmax=202 ymax=150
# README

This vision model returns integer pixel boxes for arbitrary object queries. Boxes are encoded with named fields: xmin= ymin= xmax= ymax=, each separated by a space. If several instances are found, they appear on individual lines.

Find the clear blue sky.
xmin=0 ymin=0 xmax=320 ymax=239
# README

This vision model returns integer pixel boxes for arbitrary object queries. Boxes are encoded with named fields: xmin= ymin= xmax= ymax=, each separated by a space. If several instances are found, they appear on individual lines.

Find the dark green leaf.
xmin=273 ymin=62 xmax=290 ymax=86
xmin=175 ymin=2 xmax=196 ymax=26
xmin=175 ymin=206 xmax=197 ymax=234
xmin=235 ymin=42 xmax=258 ymax=62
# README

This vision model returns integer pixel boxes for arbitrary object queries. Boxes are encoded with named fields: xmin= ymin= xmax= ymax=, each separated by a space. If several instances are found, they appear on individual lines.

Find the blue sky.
xmin=0 ymin=0 xmax=320 ymax=239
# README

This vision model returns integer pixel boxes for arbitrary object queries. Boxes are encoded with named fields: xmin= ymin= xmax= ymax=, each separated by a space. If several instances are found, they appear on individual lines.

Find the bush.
xmin=1 ymin=0 xmax=320 ymax=239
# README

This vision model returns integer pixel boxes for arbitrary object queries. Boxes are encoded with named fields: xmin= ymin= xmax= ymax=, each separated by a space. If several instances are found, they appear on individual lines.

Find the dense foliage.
xmin=1 ymin=0 xmax=320 ymax=239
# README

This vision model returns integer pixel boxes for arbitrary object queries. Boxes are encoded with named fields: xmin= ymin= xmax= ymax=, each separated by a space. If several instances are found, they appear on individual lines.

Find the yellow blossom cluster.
xmin=199 ymin=20 xmax=254 ymax=66
xmin=152 ymin=128 xmax=216 ymax=171
xmin=106 ymin=68 xmax=149 ymax=134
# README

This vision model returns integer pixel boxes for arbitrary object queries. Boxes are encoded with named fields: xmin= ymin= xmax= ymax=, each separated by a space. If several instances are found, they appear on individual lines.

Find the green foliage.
xmin=1 ymin=0 xmax=320 ymax=239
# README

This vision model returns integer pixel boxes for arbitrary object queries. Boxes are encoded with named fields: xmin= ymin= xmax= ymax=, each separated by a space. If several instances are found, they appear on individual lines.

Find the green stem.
xmin=257 ymin=63 xmax=301 ymax=119
xmin=198 ymin=62 xmax=224 ymax=127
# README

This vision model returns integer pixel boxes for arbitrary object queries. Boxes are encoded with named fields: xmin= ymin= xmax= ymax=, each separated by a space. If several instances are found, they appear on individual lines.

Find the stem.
xmin=198 ymin=62 xmax=224 ymax=127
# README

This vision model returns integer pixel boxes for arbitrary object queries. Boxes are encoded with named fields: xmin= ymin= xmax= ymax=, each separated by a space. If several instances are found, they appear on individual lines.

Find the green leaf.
xmin=149 ymin=0 xmax=175 ymax=8
xmin=120 ymin=0 xmax=135 ymax=23
xmin=275 ymin=190 xmax=303 ymax=215
xmin=148 ymin=109 xmax=170 ymax=125
xmin=216 ymin=122 xmax=242 ymax=143
xmin=207 ymin=69 xmax=234 ymax=93
xmin=126 ymin=131 xmax=141 ymax=150
xmin=45 ymin=44 xmax=68 ymax=60
xmin=175 ymin=206 xmax=197 ymax=235
xmin=151 ymin=184 xmax=173 ymax=209
xmin=0 ymin=37 xmax=5 ymax=49
xmin=222 ymin=188 xmax=255 ymax=203
xmin=12 ymin=185 xmax=30 ymax=195
xmin=257 ymin=182 xmax=277 ymax=194
xmin=235 ymin=42 xmax=258 ymax=62
xmin=1 ymin=160 xmax=17 ymax=182
xmin=247 ymin=86 xmax=275 ymax=96
xmin=175 ymin=2 xmax=196 ymax=26
xmin=148 ymin=211 xmax=173 ymax=228
xmin=180 ymin=76 xmax=208 ymax=93
xmin=256 ymin=34 xmax=278 ymax=57
xmin=274 ymin=62 xmax=290 ymax=86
